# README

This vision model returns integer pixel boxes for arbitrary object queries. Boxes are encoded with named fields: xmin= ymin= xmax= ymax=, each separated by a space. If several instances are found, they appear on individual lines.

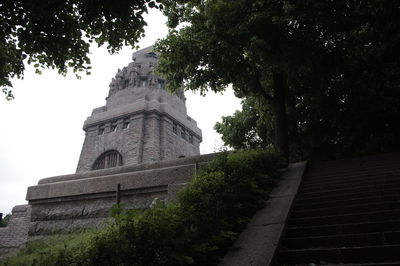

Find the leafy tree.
xmin=155 ymin=0 xmax=327 ymax=160
xmin=0 ymin=213 xmax=10 ymax=227
xmin=0 ymin=0 xmax=160 ymax=100
xmin=156 ymin=0 xmax=400 ymax=161
xmin=214 ymin=96 xmax=273 ymax=150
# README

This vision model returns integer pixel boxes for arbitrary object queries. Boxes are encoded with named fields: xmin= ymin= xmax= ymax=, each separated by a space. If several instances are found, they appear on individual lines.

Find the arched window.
xmin=92 ymin=150 xmax=123 ymax=170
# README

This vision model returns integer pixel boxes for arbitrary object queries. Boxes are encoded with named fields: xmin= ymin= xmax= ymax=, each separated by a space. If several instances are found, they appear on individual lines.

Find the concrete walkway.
xmin=220 ymin=161 xmax=307 ymax=266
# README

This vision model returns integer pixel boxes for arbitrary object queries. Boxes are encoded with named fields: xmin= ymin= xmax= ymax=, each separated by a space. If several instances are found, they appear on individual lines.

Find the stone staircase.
xmin=278 ymin=153 xmax=400 ymax=265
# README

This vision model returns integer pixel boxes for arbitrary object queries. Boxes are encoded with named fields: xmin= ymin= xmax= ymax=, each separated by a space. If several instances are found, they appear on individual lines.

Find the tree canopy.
xmin=156 ymin=0 xmax=400 ymax=161
xmin=0 ymin=0 xmax=160 ymax=100
xmin=156 ymin=0 xmax=314 ymax=159
xmin=214 ymin=96 xmax=273 ymax=150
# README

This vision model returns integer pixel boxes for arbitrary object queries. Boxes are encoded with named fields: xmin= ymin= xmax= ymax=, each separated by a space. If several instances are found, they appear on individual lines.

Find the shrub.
xmin=0 ymin=233 xmax=93 ymax=266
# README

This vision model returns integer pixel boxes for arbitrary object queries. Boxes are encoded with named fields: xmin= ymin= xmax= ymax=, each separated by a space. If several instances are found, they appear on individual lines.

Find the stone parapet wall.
xmin=26 ymin=153 xmax=217 ymax=238
xmin=28 ymin=163 xmax=195 ymax=201
xmin=0 ymin=205 xmax=31 ymax=259
xmin=39 ymin=152 xmax=217 ymax=185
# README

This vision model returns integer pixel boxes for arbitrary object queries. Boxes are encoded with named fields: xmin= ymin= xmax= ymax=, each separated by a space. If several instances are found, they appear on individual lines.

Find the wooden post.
xmin=116 ymin=183 xmax=121 ymax=205
xmin=195 ymin=162 xmax=199 ymax=177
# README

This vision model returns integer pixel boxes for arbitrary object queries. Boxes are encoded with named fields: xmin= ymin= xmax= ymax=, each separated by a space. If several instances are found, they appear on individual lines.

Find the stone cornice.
xmin=83 ymin=98 xmax=202 ymax=138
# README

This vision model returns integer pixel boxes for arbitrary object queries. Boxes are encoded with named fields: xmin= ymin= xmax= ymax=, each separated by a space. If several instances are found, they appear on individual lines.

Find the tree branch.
xmin=253 ymin=70 xmax=273 ymax=104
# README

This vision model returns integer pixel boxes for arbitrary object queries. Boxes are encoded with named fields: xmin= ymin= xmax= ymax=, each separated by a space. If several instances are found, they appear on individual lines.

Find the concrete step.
xmin=299 ymin=182 xmax=400 ymax=199
xmin=301 ymin=175 xmax=400 ymax=193
xmin=303 ymin=173 xmax=400 ymax=189
xmin=309 ymin=153 xmax=400 ymax=167
xmin=291 ymin=201 xmax=400 ymax=219
xmin=286 ymin=220 xmax=400 ymax=238
xmin=296 ymin=187 xmax=400 ymax=203
xmin=306 ymin=154 xmax=400 ymax=174
xmin=305 ymin=167 xmax=400 ymax=181
xmin=324 ymin=263 xmax=400 ymax=266
xmin=295 ymin=194 xmax=400 ymax=211
xmin=278 ymin=244 xmax=400 ymax=264
xmin=283 ymin=231 xmax=400 ymax=249
xmin=289 ymin=209 xmax=400 ymax=227
xmin=277 ymin=153 xmax=400 ymax=265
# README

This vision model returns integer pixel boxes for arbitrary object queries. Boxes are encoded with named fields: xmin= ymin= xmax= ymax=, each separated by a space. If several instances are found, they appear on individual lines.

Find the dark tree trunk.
xmin=273 ymin=72 xmax=289 ymax=161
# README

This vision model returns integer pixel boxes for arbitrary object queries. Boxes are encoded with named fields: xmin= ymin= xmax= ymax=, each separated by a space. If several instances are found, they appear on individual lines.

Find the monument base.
xmin=26 ymin=153 xmax=215 ymax=238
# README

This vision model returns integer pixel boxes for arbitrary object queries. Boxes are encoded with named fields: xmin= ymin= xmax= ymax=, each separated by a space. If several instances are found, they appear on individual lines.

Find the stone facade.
xmin=0 ymin=205 xmax=31 ymax=259
xmin=76 ymin=46 xmax=202 ymax=173
xmin=26 ymin=154 xmax=215 ymax=238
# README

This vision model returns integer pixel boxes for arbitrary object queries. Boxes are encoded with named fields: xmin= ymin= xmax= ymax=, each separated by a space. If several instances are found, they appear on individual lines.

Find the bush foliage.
xmin=0 ymin=214 xmax=10 ymax=227
xmin=1 ymin=149 xmax=285 ymax=266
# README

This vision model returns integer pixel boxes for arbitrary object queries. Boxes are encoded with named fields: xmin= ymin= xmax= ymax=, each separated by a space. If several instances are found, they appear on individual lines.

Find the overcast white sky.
xmin=0 ymin=9 xmax=241 ymax=215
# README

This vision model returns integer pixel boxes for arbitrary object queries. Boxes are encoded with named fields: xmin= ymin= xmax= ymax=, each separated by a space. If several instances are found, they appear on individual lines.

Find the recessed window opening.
xmin=181 ymin=130 xmax=186 ymax=140
xmin=189 ymin=134 xmax=194 ymax=144
xmin=98 ymin=126 xmax=105 ymax=135
xmin=111 ymin=124 xmax=117 ymax=132
xmin=173 ymin=123 xmax=177 ymax=134
xmin=158 ymin=79 xmax=165 ymax=89
xmin=92 ymin=150 xmax=123 ymax=170
xmin=140 ymin=77 xmax=147 ymax=87
xmin=146 ymin=52 xmax=157 ymax=59
xmin=122 ymin=119 xmax=130 ymax=129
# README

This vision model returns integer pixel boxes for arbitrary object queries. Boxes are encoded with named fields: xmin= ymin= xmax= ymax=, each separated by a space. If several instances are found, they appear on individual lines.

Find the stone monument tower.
xmin=0 ymin=47 xmax=211 ymax=257
xmin=76 ymin=46 xmax=202 ymax=173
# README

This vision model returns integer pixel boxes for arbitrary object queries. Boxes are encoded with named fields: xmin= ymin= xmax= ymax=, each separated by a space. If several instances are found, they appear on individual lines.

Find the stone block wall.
xmin=162 ymin=117 xmax=201 ymax=159
xmin=76 ymin=109 xmax=201 ymax=172
xmin=76 ymin=113 xmax=145 ymax=172
xmin=28 ymin=186 xmax=168 ymax=238
xmin=27 ymin=154 xmax=217 ymax=238
xmin=0 ymin=205 xmax=31 ymax=259
xmin=142 ymin=113 xmax=161 ymax=163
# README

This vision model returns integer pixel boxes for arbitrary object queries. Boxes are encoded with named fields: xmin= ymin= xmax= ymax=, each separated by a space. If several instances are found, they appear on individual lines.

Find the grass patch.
xmin=1 ymin=232 xmax=93 ymax=266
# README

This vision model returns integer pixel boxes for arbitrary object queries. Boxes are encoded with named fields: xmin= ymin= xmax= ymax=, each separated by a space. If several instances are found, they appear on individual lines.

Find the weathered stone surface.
xmin=29 ymin=217 xmax=111 ymax=237
xmin=76 ymin=46 xmax=202 ymax=173
xmin=26 ymin=153 xmax=217 ymax=238
xmin=38 ymin=153 xmax=217 ymax=185
xmin=0 ymin=205 xmax=31 ymax=259
xmin=27 ymin=164 xmax=196 ymax=200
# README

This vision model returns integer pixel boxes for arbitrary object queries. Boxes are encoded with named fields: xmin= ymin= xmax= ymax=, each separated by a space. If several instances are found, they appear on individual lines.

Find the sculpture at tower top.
xmin=106 ymin=47 xmax=185 ymax=101
xmin=104 ymin=46 xmax=187 ymax=113
xmin=75 ymin=46 xmax=202 ymax=173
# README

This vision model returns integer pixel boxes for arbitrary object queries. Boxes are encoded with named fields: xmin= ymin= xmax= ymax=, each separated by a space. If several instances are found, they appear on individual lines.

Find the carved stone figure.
xmin=115 ymin=69 xmax=124 ymax=90
xmin=128 ymin=64 xmax=139 ymax=87
xmin=109 ymin=78 xmax=118 ymax=95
